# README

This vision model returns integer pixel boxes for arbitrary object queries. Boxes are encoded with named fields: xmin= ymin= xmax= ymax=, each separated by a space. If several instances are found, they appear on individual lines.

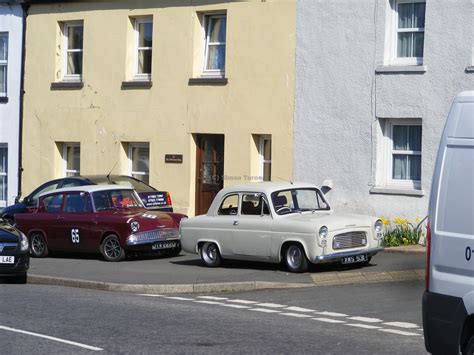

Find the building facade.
xmin=294 ymin=0 xmax=474 ymax=220
xmin=0 ymin=0 xmax=24 ymax=207
xmin=22 ymin=0 xmax=296 ymax=216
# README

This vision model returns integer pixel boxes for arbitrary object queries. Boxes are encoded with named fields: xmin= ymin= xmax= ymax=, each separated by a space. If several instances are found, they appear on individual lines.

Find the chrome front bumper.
xmin=313 ymin=247 xmax=384 ymax=262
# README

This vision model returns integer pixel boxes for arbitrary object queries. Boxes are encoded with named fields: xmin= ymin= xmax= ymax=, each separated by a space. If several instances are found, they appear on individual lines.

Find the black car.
xmin=0 ymin=175 xmax=173 ymax=223
xmin=0 ymin=218 xmax=29 ymax=283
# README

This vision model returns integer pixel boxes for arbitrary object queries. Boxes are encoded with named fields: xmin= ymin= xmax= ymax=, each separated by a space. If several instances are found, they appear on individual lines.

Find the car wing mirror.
xmin=321 ymin=179 xmax=333 ymax=194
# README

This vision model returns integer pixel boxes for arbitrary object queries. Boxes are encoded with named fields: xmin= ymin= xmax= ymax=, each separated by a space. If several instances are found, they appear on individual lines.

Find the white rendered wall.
xmin=0 ymin=3 xmax=22 ymax=206
xmin=294 ymin=0 xmax=474 ymax=220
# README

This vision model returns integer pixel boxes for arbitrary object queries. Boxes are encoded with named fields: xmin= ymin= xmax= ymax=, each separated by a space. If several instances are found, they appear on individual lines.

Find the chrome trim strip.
xmin=126 ymin=228 xmax=180 ymax=246
xmin=314 ymin=247 xmax=384 ymax=261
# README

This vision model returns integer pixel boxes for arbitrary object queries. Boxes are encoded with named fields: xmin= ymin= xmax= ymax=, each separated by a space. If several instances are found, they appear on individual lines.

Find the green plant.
xmin=380 ymin=217 xmax=422 ymax=247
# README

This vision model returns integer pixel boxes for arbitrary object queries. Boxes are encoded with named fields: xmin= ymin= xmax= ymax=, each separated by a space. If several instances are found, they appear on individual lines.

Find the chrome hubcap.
xmin=31 ymin=235 xmax=44 ymax=254
xmin=104 ymin=238 xmax=121 ymax=259
xmin=287 ymin=246 xmax=302 ymax=268
xmin=207 ymin=245 xmax=217 ymax=261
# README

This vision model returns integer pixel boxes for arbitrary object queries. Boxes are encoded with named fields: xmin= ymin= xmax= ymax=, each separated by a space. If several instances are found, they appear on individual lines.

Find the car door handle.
xmin=233 ymin=221 xmax=239 ymax=226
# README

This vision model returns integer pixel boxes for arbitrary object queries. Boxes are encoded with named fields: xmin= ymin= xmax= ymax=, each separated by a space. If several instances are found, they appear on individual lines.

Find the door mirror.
xmin=321 ymin=179 xmax=333 ymax=194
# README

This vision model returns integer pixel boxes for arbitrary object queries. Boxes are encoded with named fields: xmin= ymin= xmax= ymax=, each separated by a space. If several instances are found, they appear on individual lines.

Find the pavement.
xmin=16 ymin=246 xmax=427 ymax=294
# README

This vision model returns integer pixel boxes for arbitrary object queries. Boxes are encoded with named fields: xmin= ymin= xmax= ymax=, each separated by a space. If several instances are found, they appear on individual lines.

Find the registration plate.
xmin=342 ymin=254 xmax=368 ymax=264
xmin=151 ymin=241 xmax=179 ymax=250
xmin=0 ymin=256 xmax=15 ymax=264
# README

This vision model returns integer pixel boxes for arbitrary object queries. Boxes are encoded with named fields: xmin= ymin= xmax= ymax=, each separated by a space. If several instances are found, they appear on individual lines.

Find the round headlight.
xmin=374 ymin=219 xmax=383 ymax=233
xmin=319 ymin=226 xmax=328 ymax=239
xmin=130 ymin=221 xmax=140 ymax=233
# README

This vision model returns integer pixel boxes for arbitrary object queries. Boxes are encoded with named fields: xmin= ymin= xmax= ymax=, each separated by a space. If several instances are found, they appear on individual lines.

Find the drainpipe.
xmin=16 ymin=0 xmax=28 ymax=202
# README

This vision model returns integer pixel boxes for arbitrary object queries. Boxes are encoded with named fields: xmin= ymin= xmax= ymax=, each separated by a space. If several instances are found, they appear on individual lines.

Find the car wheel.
xmin=200 ymin=242 xmax=221 ymax=267
xmin=14 ymin=274 xmax=27 ymax=284
xmin=285 ymin=244 xmax=309 ymax=273
xmin=30 ymin=232 xmax=49 ymax=258
xmin=165 ymin=246 xmax=182 ymax=257
xmin=463 ymin=336 xmax=474 ymax=355
xmin=100 ymin=235 xmax=126 ymax=262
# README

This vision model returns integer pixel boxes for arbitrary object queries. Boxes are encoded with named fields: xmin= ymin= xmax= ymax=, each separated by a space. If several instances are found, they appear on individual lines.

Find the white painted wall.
xmin=294 ymin=0 xmax=474 ymax=220
xmin=0 ymin=3 xmax=22 ymax=206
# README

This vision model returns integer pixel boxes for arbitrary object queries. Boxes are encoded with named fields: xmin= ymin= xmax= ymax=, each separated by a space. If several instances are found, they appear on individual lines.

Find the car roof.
xmin=454 ymin=91 xmax=474 ymax=102
xmin=217 ymin=181 xmax=319 ymax=195
xmin=39 ymin=184 xmax=134 ymax=198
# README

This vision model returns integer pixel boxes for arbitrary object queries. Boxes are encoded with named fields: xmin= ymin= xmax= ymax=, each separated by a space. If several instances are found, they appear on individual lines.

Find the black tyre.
xmin=199 ymin=242 xmax=222 ymax=267
xmin=100 ymin=235 xmax=126 ymax=262
xmin=284 ymin=244 xmax=309 ymax=273
xmin=165 ymin=246 xmax=182 ymax=257
xmin=463 ymin=335 xmax=474 ymax=355
xmin=30 ymin=232 xmax=49 ymax=258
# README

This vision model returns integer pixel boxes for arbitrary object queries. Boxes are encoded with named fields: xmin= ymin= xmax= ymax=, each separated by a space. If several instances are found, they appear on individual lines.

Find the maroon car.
xmin=15 ymin=185 xmax=186 ymax=262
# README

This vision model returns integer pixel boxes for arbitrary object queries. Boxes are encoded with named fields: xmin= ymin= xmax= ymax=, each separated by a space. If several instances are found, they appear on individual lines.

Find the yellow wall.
xmin=22 ymin=0 xmax=296 ymax=216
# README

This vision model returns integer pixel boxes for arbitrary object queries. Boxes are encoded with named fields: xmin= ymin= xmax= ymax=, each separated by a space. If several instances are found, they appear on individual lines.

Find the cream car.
xmin=181 ymin=182 xmax=384 ymax=273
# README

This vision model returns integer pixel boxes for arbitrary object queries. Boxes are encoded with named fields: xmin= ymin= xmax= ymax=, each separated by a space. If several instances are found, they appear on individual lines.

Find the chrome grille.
xmin=332 ymin=232 xmax=367 ymax=250
xmin=135 ymin=229 xmax=179 ymax=242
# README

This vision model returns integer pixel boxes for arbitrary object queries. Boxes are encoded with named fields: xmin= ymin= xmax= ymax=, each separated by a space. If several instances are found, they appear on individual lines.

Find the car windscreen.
xmin=271 ymin=188 xmax=330 ymax=215
xmin=92 ymin=189 xmax=144 ymax=211
xmin=87 ymin=176 xmax=156 ymax=193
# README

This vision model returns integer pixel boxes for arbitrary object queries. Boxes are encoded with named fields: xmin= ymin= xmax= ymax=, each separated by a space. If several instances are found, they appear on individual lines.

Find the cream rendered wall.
xmin=22 ymin=0 xmax=296 ymax=216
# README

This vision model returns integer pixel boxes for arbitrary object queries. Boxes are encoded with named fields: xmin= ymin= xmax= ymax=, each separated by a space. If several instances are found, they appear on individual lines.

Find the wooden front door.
xmin=195 ymin=134 xmax=224 ymax=215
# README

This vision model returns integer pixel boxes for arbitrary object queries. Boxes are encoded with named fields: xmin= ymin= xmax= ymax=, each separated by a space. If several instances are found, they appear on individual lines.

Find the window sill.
xmin=188 ymin=77 xmax=228 ymax=86
xmin=466 ymin=66 xmax=474 ymax=73
xmin=375 ymin=65 xmax=427 ymax=74
xmin=0 ymin=97 xmax=8 ymax=103
xmin=121 ymin=80 xmax=153 ymax=90
xmin=369 ymin=187 xmax=425 ymax=197
xmin=50 ymin=81 xmax=84 ymax=90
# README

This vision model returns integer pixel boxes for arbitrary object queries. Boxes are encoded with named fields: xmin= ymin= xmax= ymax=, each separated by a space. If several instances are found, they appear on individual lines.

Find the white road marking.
xmin=379 ymin=329 xmax=421 ymax=336
xmin=315 ymin=311 xmax=348 ymax=317
xmin=346 ymin=323 xmax=381 ymax=330
xmin=197 ymin=296 xmax=228 ymax=301
xmin=0 ymin=326 xmax=103 ymax=351
xmin=255 ymin=303 xmax=287 ymax=308
xmin=312 ymin=318 xmax=347 ymax=324
xmin=137 ymin=294 xmax=164 ymax=297
xmin=194 ymin=300 xmax=226 ymax=305
xmin=284 ymin=306 xmax=317 ymax=313
xmin=227 ymin=299 xmax=259 ymax=304
xmin=279 ymin=313 xmax=312 ymax=318
xmin=382 ymin=322 xmax=420 ymax=329
xmin=348 ymin=316 xmax=383 ymax=323
xmin=249 ymin=308 xmax=282 ymax=313
xmin=220 ymin=304 xmax=251 ymax=309
xmin=164 ymin=296 xmax=194 ymax=301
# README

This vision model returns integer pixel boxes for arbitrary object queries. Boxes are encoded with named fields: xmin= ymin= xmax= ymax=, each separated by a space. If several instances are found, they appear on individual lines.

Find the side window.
xmin=92 ymin=191 xmax=111 ymax=211
xmin=43 ymin=194 xmax=64 ymax=212
xmin=29 ymin=183 xmax=60 ymax=206
xmin=64 ymin=192 xmax=92 ymax=213
xmin=218 ymin=194 xmax=239 ymax=215
xmin=241 ymin=193 xmax=270 ymax=216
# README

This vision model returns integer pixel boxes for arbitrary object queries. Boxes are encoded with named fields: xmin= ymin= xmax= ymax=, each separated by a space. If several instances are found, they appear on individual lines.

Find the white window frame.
xmin=62 ymin=21 xmax=84 ymax=82
xmin=63 ymin=143 xmax=80 ymax=177
xmin=390 ymin=0 xmax=425 ymax=66
xmin=0 ymin=32 xmax=8 ymax=97
xmin=202 ymin=13 xmax=226 ymax=77
xmin=128 ymin=143 xmax=150 ymax=183
xmin=0 ymin=144 xmax=7 ymax=206
xmin=134 ymin=17 xmax=153 ymax=81
xmin=259 ymin=136 xmax=272 ymax=182
xmin=380 ymin=119 xmax=422 ymax=190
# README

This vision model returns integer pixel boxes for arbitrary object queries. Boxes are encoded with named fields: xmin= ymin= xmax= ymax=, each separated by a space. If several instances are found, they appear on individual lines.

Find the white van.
xmin=423 ymin=91 xmax=474 ymax=355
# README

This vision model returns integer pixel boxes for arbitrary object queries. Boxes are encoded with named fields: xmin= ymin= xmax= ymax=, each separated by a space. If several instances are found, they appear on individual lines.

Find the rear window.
xmin=87 ymin=176 xmax=156 ymax=193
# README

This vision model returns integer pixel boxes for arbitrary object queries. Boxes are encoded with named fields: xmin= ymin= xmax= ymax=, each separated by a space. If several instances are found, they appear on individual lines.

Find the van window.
xmin=437 ymin=146 xmax=474 ymax=235
xmin=453 ymin=103 xmax=474 ymax=138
